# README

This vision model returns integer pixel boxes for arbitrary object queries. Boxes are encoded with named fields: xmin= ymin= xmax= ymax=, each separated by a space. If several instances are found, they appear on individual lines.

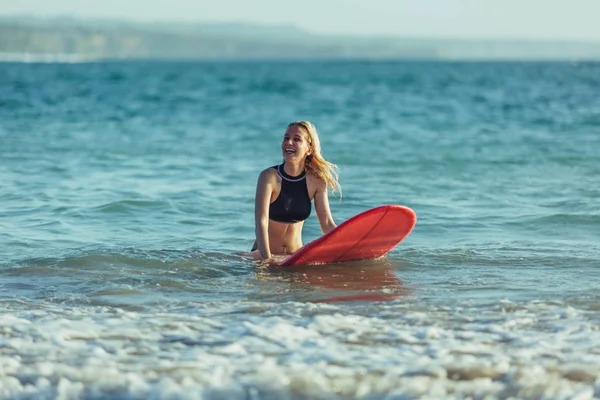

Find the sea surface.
xmin=1 ymin=60 xmax=599 ymax=399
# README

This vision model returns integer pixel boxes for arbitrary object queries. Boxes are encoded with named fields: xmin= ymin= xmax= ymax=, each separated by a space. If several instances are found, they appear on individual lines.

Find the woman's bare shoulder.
xmin=260 ymin=165 xmax=277 ymax=174
xmin=306 ymin=170 xmax=326 ymax=188
xmin=258 ymin=166 xmax=280 ymax=184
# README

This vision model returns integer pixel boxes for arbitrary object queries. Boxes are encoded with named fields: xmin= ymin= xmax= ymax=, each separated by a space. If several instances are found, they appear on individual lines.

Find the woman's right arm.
xmin=254 ymin=170 xmax=273 ymax=260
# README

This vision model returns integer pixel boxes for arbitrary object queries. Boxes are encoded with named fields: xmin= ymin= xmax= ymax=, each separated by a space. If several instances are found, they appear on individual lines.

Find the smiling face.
xmin=281 ymin=124 xmax=313 ymax=163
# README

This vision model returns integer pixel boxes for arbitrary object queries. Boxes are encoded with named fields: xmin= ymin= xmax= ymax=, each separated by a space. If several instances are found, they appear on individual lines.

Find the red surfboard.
xmin=279 ymin=205 xmax=416 ymax=266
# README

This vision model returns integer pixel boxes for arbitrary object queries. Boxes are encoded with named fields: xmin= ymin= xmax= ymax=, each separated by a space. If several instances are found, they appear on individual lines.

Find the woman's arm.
xmin=254 ymin=169 xmax=274 ymax=260
xmin=314 ymin=180 xmax=337 ymax=234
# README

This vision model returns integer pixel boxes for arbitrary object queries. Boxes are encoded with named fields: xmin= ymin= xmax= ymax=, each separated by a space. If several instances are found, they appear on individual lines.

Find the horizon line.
xmin=2 ymin=13 xmax=600 ymax=44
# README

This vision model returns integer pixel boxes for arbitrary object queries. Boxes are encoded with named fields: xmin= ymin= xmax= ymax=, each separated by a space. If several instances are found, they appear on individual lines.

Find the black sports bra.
xmin=269 ymin=164 xmax=311 ymax=223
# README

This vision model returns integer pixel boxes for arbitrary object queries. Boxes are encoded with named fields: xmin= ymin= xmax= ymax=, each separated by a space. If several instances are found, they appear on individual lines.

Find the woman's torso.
xmin=267 ymin=165 xmax=319 ymax=255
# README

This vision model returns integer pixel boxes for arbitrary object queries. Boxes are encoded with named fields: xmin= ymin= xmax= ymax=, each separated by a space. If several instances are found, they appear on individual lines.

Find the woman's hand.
xmin=259 ymin=254 xmax=287 ymax=267
xmin=242 ymin=251 xmax=285 ymax=266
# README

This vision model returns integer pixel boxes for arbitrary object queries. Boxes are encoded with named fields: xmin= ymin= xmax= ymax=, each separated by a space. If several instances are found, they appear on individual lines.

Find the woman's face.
xmin=281 ymin=125 xmax=312 ymax=163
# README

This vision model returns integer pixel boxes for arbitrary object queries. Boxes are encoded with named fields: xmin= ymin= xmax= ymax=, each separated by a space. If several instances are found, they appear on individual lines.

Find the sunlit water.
xmin=1 ymin=61 xmax=599 ymax=399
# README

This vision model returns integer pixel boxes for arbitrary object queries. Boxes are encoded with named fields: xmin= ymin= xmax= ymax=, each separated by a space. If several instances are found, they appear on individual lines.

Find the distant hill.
xmin=1 ymin=15 xmax=600 ymax=62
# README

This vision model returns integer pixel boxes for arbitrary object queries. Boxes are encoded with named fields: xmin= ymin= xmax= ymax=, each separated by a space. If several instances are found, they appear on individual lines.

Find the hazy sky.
xmin=2 ymin=0 xmax=600 ymax=41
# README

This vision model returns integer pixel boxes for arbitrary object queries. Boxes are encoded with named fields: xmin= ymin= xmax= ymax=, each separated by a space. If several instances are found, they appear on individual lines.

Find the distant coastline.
xmin=1 ymin=15 xmax=600 ymax=62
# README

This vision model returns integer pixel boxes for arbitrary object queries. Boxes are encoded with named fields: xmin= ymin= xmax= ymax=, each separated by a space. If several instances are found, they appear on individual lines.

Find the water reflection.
xmin=255 ymin=259 xmax=410 ymax=303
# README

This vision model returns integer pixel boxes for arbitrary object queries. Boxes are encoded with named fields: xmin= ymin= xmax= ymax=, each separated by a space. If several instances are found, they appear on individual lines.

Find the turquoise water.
xmin=1 ymin=61 xmax=599 ymax=399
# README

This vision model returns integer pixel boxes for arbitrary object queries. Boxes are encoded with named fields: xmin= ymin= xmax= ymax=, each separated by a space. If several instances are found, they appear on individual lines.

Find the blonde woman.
xmin=251 ymin=121 xmax=341 ymax=264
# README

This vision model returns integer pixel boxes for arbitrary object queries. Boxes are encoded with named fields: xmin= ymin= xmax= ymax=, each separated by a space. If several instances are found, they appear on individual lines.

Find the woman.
xmin=251 ymin=121 xmax=341 ymax=264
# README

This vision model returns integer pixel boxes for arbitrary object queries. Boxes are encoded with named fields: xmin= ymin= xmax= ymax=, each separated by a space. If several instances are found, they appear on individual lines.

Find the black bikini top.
xmin=269 ymin=164 xmax=311 ymax=223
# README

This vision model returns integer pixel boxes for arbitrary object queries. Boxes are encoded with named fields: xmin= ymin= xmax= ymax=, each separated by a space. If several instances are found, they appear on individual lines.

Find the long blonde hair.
xmin=287 ymin=121 xmax=342 ymax=198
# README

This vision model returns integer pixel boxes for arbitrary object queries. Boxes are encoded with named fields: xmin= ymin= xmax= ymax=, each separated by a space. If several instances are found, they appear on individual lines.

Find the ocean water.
xmin=1 ymin=60 xmax=599 ymax=399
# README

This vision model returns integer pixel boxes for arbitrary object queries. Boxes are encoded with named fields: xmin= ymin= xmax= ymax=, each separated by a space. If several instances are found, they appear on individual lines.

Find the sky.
xmin=1 ymin=0 xmax=600 ymax=41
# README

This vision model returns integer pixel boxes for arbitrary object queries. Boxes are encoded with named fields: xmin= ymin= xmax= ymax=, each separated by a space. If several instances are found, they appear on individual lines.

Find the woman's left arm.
xmin=314 ymin=181 xmax=337 ymax=234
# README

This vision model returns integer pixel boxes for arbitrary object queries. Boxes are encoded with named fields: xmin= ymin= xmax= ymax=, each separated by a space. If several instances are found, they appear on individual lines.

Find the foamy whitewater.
xmin=1 ymin=60 xmax=599 ymax=399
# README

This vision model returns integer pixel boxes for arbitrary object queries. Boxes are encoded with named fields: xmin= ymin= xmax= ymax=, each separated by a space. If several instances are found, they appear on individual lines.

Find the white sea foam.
xmin=0 ymin=300 xmax=599 ymax=399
